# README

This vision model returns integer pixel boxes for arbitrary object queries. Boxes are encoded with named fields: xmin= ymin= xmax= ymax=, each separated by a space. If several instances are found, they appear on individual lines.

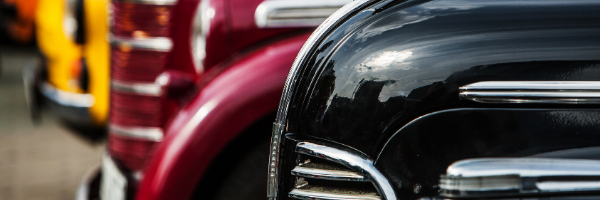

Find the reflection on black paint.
xmin=285 ymin=0 xmax=600 ymax=159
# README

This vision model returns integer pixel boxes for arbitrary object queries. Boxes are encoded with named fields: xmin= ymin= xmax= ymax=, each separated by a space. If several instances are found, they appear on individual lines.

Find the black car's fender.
xmin=270 ymin=0 xmax=600 ymax=199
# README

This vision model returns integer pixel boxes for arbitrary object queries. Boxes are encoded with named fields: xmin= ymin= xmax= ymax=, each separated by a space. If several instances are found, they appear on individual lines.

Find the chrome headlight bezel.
xmin=191 ymin=0 xmax=212 ymax=74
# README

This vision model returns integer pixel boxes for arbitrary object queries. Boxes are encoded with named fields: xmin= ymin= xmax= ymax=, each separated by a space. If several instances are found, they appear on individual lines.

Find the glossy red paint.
xmin=164 ymin=0 xmax=200 ymax=75
xmin=228 ymin=0 xmax=311 ymax=53
xmin=136 ymin=33 xmax=311 ymax=200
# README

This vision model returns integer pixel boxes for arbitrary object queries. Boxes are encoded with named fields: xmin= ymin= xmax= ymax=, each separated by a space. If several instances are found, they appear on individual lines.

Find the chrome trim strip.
xmin=291 ymin=166 xmax=367 ymax=182
xmin=110 ymin=35 xmax=173 ymax=51
xmin=270 ymin=0 xmax=371 ymax=198
xmin=111 ymin=80 xmax=163 ymax=96
xmin=459 ymin=81 xmax=600 ymax=104
xmin=39 ymin=82 xmax=95 ymax=108
xmin=109 ymin=124 xmax=164 ymax=141
xmin=296 ymin=142 xmax=396 ymax=200
xmin=267 ymin=123 xmax=285 ymax=198
xmin=255 ymin=0 xmax=352 ymax=28
xmin=441 ymin=158 xmax=600 ymax=197
xmin=113 ymin=0 xmax=177 ymax=5
xmin=289 ymin=187 xmax=381 ymax=200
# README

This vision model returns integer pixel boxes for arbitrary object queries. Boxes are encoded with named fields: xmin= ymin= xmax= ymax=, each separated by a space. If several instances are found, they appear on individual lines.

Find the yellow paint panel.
xmin=35 ymin=0 xmax=82 ymax=93
xmin=83 ymin=0 xmax=110 ymax=125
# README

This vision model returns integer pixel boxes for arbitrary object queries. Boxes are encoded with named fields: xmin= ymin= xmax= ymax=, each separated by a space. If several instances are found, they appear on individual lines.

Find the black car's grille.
xmin=285 ymin=142 xmax=394 ymax=200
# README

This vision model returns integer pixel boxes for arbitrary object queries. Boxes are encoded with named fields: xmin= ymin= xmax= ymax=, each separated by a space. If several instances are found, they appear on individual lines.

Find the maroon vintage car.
xmin=74 ymin=0 xmax=350 ymax=199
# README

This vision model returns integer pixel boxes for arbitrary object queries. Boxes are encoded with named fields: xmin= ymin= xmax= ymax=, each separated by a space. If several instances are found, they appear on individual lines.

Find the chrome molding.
xmin=112 ymin=0 xmax=177 ymax=5
xmin=111 ymin=80 xmax=163 ymax=96
xmin=267 ymin=123 xmax=285 ymax=198
xmin=39 ymin=82 xmax=95 ymax=108
xmin=255 ymin=0 xmax=352 ymax=28
xmin=109 ymin=124 xmax=164 ymax=141
xmin=110 ymin=35 xmax=173 ymax=51
xmin=295 ymin=142 xmax=396 ymax=200
xmin=289 ymin=186 xmax=381 ymax=200
xmin=459 ymin=81 xmax=600 ymax=104
xmin=291 ymin=165 xmax=367 ymax=182
xmin=441 ymin=158 xmax=600 ymax=197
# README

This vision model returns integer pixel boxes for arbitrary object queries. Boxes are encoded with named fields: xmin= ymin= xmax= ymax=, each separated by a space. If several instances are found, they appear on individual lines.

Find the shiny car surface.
xmin=269 ymin=0 xmax=600 ymax=199
xmin=76 ymin=0 xmax=351 ymax=199
xmin=32 ymin=0 xmax=109 ymax=131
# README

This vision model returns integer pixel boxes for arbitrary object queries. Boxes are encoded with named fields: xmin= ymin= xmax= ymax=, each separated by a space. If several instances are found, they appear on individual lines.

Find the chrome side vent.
xmin=287 ymin=142 xmax=396 ymax=200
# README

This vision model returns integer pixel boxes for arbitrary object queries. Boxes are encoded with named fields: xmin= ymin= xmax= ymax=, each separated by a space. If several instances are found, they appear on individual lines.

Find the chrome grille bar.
xmin=295 ymin=142 xmax=396 ymax=200
xmin=110 ymin=35 xmax=173 ymax=51
xmin=290 ymin=186 xmax=381 ymax=200
xmin=111 ymin=80 xmax=163 ymax=96
xmin=109 ymin=124 xmax=164 ymax=141
xmin=291 ymin=165 xmax=367 ymax=182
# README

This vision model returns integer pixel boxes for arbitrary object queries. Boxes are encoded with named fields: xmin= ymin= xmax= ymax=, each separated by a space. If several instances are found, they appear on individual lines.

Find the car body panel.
xmin=83 ymin=0 xmax=110 ymax=124
xmin=35 ymin=0 xmax=109 ymax=126
xmin=376 ymin=108 xmax=600 ymax=199
xmin=284 ymin=0 xmax=600 ymax=157
xmin=271 ymin=0 xmax=600 ymax=199
xmin=136 ymin=33 xmax=310 ymax=200
xmin=36 ymin=0 xmax=82 ymax=93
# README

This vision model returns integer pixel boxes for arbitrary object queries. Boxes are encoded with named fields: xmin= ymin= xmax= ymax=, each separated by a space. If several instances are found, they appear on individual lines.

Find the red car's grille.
xmin=112 ymin=1 xmax=172 ymax=38
xmin=110 ymin=91 xmax=164 ymax=127
xmin=111 ymin=47 xmax=168 ymax=82
xmin=108 ymin=134 xmax=159 ymax=171
xmin=108 ymin=0 xmax=175 ymax=176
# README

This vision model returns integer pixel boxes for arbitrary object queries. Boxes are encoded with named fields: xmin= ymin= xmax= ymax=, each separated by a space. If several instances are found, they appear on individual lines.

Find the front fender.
xmin=136 ymin=33 xmax=311 ymax=200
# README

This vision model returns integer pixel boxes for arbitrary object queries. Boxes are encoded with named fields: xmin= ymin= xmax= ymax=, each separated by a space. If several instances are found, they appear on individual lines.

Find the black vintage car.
xmin=267 ymin=0 xmax=600 ymax=199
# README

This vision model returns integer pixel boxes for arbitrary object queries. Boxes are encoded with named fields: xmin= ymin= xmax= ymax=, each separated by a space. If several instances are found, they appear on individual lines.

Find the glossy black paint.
xmin=284 ymin=0 xmax=600 ymax=158
xmin=376 ymin=108 xmax=600 ymax=199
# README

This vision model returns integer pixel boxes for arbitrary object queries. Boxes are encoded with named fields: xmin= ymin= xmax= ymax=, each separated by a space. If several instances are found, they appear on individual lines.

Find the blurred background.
xmin=0 ymin=39 xmax=102 ymax=200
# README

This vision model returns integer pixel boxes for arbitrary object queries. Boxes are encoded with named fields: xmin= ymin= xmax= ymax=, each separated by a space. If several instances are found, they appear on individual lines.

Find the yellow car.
xmin=25 ymin=0 xmax=109 ymax=135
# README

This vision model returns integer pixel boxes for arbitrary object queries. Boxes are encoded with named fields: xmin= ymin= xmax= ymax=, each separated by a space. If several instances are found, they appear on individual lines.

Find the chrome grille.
xmin=287 ymin=142 xmax=396 ymax=200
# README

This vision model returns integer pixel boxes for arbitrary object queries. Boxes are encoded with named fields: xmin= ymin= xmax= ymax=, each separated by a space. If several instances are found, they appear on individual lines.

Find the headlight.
xmin=191 ymin=0 xmax=212 ymax=73
xmin=63 ymin=0 xmax=85 ymax=44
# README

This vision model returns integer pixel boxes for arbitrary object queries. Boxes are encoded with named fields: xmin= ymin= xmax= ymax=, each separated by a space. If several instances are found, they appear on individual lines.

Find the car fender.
xmin=135 ymin=33 xmax=311 ymax=200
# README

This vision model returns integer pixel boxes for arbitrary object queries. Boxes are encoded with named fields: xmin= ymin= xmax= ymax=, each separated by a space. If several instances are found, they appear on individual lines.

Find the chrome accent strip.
xmin=267 ymin=123 xmax=285 ymax=198
xmin=289 ymin=187 xmax=381 ymax=200
xmin=291 ymin=166 xmax=367 ymax=182
xmin=113 ymin=0 xmax=177 ymax=5
xmin=39 ymin=82 xmax=95 ymax=108
xmin=109 ymin=124 xmax=164 ymax=141
xmin=441 ymin=158 xmax=600 ymax=197
xmin=255 ymin=0 xmax=352 ymax=28
xmin=459 ymin=81 xmax=600 ymax=104
xmin=111 ymin=80 xmax=163 ymax=96
xmin=110 ymin=35 xmax=173 ymax=51
xmin=296 ymin=142 xmax=396 ymax=200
